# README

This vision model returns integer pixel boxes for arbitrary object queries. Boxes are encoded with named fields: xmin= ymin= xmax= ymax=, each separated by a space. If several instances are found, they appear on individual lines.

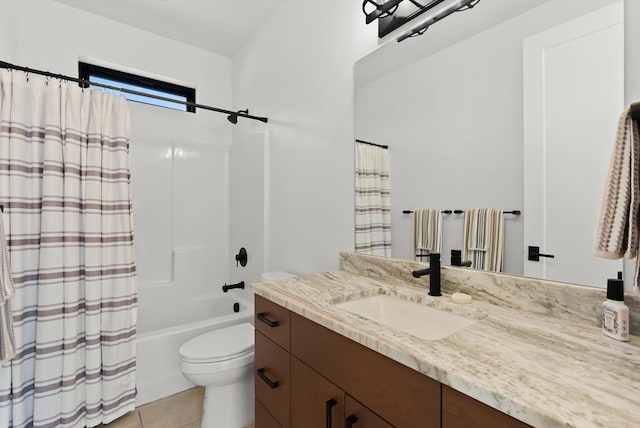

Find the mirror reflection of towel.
xmin=0 ymin=211 xmax=15 ymax=364
xmin=414 ymin=209 xmax=442 ymax=261
xmin=463 ymin=208 xmax=504 ymax=272
xmin=594 ymin=103 xmax=640 ymax=292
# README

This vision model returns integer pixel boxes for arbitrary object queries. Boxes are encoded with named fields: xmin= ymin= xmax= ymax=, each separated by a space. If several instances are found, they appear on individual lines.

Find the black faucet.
xmin=412 ymin=253 xmax=441 ymax=296
xmin=222 ymin=281 xmax=245 ymax=292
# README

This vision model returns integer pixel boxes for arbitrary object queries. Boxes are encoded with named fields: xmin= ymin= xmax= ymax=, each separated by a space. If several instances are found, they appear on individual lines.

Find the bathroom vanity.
xmin=253 ymin=253 xmax=640 ymax=427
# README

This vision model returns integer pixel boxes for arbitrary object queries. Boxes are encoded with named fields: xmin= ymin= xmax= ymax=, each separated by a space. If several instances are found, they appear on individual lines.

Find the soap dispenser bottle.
xmin=602 ymin=272 xmax=629 ymax=342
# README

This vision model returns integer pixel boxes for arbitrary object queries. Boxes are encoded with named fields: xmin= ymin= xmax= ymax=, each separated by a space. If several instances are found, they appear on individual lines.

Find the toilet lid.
xmin=179 ymin=323 xmax=254 ymax=363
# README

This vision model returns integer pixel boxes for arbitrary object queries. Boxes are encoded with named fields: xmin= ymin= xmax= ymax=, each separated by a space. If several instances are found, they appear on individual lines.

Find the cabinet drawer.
xmin=291 ymin=313 xmax=440 ymax=428
xmin=256 ymin=294 xmax=291 ymax=351
xmin=442 ymin=385 xmax=530 ymax=428
xmin=345 ymin=395 xmax=393 ymax=428
xmin=255 ymin=331 xmax=291 ymax=428
xmin=256 ymin=399 xmax=283 ymax=428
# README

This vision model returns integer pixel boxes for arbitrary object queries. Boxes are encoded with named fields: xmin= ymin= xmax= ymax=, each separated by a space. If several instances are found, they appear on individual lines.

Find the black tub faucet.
xmin=222 ymin=281 xmax=245 ymax=292
xmin=412 ymin=253 xmax=441 ymax=296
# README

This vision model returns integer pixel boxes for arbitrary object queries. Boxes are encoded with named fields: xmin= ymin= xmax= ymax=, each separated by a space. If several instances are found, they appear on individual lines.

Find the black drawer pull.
xmin=325 ymin=398 xmax=337 ymax=428
xmin=257 ymin=312 xmax=279 ymax=328
xmin=257 ymin=368 xmax=280 ymax=389
xmin=346 ymin=415 xmax=358 ymax=427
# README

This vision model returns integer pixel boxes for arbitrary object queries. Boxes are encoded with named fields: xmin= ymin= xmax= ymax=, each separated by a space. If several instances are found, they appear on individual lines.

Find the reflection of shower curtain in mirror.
xmin=355 ymin=142 xmax=391 ymax=257
xmin=0 ymin=70 xmax=137 ymax=427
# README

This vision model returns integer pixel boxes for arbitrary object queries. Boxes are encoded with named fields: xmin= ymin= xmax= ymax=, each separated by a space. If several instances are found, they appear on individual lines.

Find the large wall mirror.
xmin=354 ymin=0 xmax=625 ymax=288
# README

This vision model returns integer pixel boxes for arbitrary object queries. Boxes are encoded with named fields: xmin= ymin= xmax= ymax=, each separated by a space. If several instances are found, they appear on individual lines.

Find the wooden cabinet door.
xmin=344 ymin=395 xmax=393 ymax=428
xmin=291 ymin=313 xmax=440 ymax=428
xmin=291 ymin=356 xmax=345 ymax=428
xmin=442 ymin=385 xmax=530 ymax=428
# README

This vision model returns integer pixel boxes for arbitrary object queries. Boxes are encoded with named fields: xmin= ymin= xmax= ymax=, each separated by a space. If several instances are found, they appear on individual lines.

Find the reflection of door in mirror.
xmin=523 ymin=2 xmax=623 ymax=287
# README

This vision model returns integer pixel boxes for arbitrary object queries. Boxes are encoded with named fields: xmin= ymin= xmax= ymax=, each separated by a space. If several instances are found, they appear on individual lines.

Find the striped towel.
xmin=463 ymin=208 xmax=504 ymax=272
xmin=594 ymin=103 xmax=640 ymax=292
xmin=413 ymin=209 xmax=442 ymax=261
xmin=0 ymin=211 xmax=15 ymax=364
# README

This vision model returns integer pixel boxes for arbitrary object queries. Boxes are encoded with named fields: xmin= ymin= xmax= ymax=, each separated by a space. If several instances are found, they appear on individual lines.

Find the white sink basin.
xmin=334 ymin=294 xmax=479 ymax=341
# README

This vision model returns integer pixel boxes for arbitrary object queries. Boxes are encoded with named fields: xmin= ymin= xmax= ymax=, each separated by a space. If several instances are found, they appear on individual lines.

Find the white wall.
xmin=231 ymin=1 xmax=377 ymax=276
xmin=12 ymin=0 xmax=234 ymax=332
xmin=355 ymin=1 xmax=614 ymax=275
xmin=0 ymin=0 xmax=19 ymax=62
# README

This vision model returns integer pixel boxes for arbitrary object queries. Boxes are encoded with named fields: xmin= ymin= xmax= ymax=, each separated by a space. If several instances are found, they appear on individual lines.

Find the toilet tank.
xmin=260 ymin=271 xmax=295 ymax=281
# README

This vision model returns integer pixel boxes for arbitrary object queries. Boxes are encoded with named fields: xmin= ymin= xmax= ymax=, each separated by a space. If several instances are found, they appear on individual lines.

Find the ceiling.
xmin=52 ymin=0 xmax=286 ymax=58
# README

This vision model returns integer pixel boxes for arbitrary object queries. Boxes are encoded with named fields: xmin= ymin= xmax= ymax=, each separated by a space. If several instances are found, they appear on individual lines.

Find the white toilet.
xmin=179 ymin=322 xmax=255 ymax=428
xmin=178 ymin=272 xmax=295 ymax=428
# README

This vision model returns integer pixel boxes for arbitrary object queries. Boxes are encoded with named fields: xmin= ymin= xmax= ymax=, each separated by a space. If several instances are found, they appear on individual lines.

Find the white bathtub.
xmin=135 ymin=292 xmax=254 ymax=406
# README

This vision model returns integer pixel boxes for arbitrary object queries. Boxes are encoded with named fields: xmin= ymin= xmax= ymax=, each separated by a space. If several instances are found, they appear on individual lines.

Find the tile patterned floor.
xmin=101 ymin=387 xmax=256 ymax=428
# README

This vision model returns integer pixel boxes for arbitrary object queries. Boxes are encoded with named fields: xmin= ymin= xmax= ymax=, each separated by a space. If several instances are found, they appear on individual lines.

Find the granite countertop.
xmin=252 ymin=254 xmax=640 ymax=428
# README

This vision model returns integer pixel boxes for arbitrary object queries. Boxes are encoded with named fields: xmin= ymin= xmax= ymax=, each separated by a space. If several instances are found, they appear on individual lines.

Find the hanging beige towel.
xmin=0 ymin=211 xmax=15 ymax=364
xmin=463 ymin=208 xmax=504 ymax=272
xmin=594 ymin=103 xmax=640 ymax=292
xmin=413 ymin=209 xmax=442 ymax=260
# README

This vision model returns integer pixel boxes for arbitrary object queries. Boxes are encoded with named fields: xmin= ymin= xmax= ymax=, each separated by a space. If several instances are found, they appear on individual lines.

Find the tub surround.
xmin=252 ymin=253 xmax=640 ymax=427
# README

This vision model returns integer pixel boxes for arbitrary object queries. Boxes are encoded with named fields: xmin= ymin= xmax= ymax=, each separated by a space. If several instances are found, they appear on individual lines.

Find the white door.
xmin=523 ymin=2 xmax=623 ymax=287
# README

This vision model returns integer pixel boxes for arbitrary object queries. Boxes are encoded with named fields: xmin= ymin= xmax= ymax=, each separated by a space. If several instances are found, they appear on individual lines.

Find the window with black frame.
xmin=78 ymin=62 xmax=196 ymax=112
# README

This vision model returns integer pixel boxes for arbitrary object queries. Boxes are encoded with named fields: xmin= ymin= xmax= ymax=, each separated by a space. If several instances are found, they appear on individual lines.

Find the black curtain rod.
xmin=403 ymin=209 xmax=521 ymax=215
xmin=356 ymin=139 xmax=389 ymax=149
xmin=0 ymin=60 xmax=268 ymax=123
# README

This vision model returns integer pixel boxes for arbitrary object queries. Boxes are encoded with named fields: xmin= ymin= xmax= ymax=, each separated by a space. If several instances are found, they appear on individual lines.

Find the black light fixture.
xmin=397 ymin=0 xmax=481 ymax=42
xmin=362 ymin=0 xmax=478 ymax=39
xmin=227 ymin=109 xmax=249 ymax=124
xmin=362 ymin=0 xmax=403 ymax=24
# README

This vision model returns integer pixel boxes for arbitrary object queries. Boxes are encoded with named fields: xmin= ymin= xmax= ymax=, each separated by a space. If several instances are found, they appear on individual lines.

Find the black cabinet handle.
xmin=325 ymin=398 xmax=337 ymax=428
xmin=346 ymin=415 xmax=358 ymax=427
xmin=256 ymin=368 xmax=280 ymax=389
xmin=528 ymin=246 xmax=555 ymax=262
xmin=257 ymin=312 xmax=279 ymax=328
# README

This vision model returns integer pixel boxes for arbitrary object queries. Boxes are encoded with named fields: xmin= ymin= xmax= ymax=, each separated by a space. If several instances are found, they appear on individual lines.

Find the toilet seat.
xmin=179 ymin=322 xmax=254 ymax=364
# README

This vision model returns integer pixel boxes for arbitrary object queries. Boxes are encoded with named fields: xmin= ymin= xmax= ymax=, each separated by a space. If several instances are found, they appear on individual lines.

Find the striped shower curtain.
xmin=355 ymin=142 xmax=391 ymax=257
xmin=0 ymin=70 xmax=137 ymax=427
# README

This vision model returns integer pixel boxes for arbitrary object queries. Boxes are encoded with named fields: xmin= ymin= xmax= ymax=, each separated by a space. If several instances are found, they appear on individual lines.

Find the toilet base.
xmin=200 ymin=371 xmax=255 ymax=428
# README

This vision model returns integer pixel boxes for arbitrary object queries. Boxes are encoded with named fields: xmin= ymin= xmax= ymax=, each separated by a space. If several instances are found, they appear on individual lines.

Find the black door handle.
xmin=256 ymin=368 xmax=279 ymax=389
xmin=528 ymin=246 xmax=555 ymax=262
xmin=257 ymin=312 xmax=279 ymax=328
xmin=346 ymin=415 xmax=358 ymax=427
xmin=325 ymin=398 xmax=337 ymax=428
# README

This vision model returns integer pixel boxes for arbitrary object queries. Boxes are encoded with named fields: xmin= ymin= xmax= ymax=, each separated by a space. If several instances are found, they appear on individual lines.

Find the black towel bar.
xmin=404 ymin=209 xmax=521 ymax=215
xmin=403 ymin=210 xmax=454 ymax=214
xmin=455 ymin=209 xmax=520 ymax=215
